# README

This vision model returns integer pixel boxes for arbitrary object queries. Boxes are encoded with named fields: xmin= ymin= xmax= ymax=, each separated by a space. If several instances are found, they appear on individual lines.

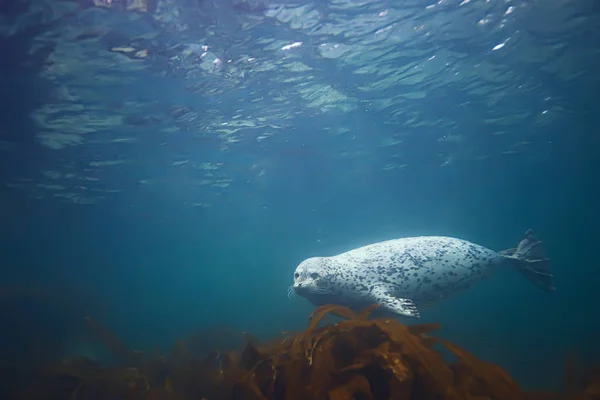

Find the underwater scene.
xmin=0 ymin=0 xmax=598 ymax=399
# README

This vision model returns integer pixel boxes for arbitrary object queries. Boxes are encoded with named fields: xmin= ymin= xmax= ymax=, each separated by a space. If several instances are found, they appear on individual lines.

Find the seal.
xmin=290 ymin=230 xmax=554 ymax=318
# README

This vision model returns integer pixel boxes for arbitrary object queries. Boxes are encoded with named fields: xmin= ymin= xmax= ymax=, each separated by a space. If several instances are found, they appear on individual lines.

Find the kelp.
xmin=14 ymin=304 xmax=600 ymax=400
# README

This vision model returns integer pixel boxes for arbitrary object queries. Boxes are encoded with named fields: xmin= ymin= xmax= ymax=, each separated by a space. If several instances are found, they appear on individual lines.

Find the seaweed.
xmin=12 ymin=303 xmax=600 ymax=400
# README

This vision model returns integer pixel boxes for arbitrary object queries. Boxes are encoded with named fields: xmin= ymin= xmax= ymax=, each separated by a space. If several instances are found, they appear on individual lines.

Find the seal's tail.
xmin=500 ymin=230 xmax=556 ymax=292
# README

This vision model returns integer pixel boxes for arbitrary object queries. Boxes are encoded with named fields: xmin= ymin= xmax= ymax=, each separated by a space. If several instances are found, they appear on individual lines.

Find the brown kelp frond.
xmin=433 ymin=336 xmax=524 ymax=399
xmin=84 ymin=316 xmax=136 ymax=365
xmin=307 ymin=304 xmax=360 ymax=329
xmin=13 ymin=303 xmax=599 ymax=400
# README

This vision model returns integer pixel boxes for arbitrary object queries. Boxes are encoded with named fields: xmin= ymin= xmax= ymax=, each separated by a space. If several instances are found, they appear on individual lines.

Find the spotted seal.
xmin=291 ymin=230 xmax=554 ymax=318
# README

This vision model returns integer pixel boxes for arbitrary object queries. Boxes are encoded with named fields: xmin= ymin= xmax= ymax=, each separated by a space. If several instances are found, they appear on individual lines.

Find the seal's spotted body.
xmin=292 ymin=230 xmax=554 ymax=318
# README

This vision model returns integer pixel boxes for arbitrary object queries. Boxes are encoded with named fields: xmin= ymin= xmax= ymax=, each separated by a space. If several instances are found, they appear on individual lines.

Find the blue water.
xmin=0 ymin=0 xmax=597 ymax=393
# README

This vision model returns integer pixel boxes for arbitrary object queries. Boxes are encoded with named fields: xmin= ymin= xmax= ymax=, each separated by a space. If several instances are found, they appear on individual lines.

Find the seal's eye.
xmin=310 ymin=273 xmax=319 ymax=279
xmin=294 ymin=273 xmax=299 ymax=279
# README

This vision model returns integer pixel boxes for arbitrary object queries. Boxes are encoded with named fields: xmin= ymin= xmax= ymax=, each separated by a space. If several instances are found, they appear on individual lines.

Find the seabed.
xmin=3 ymin=304 xmax=598 ymax=400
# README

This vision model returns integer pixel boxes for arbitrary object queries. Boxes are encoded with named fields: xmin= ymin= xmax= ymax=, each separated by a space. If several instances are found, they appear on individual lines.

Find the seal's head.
xmin=289 ymin=256 xmax=373 ymax=309
xmin=293 ymin=257 xmax=325 ymax=294
xmin=289 ymin=257 xmax=337 ymax=304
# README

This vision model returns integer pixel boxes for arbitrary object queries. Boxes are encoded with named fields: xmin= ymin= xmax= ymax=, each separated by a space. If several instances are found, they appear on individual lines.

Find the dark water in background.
xmin=0 ymin=0 xmax=598 ymax=392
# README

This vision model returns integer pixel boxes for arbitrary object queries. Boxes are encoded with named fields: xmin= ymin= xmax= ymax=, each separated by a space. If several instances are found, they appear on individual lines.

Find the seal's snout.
xmin=294 ymin=282 xmax=308 ymax=295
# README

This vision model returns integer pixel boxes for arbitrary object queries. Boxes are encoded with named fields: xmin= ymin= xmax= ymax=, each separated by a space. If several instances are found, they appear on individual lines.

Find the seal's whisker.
xmin=287 ymin=285 xmax=295 ymax=300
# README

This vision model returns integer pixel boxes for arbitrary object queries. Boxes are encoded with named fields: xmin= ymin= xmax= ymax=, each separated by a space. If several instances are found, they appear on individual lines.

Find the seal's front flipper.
xmin=370 ymin=285 xmax=420 ymax=318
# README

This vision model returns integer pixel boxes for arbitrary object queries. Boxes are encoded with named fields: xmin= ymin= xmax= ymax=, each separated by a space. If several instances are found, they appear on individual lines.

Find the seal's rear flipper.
xmin=370 ymin=285 xmax=420 ymax=318
xmin=518 ymin=264 xmax=555 ymax=292
xmin=503 ymin=229 xmax=556 ymax=292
